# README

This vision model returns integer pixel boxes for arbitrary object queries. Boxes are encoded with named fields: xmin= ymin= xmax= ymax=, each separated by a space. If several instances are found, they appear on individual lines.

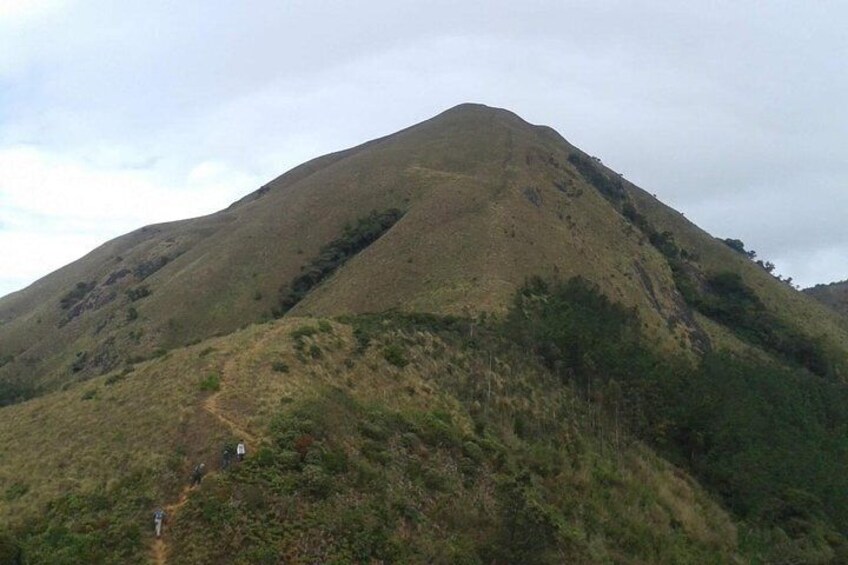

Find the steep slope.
xmin=0 ymin=104 xmax=717 ymax=394
xmin=4 ymin=103 xmax=847 ymax=397
xmin=5 ymin=104 xmax=848 ymax=562
xmin=805 ymin=280 xmax=848 ymax=319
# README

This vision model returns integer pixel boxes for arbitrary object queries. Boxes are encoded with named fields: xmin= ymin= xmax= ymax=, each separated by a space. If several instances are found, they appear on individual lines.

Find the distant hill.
xmin=3 ymin=104 xmax=848 ymax=563
xmin=805 ymin=279 xmax=848 ymax=319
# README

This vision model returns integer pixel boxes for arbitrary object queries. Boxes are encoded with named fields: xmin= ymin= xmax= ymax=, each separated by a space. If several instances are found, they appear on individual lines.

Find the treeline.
xmin=501 ymin=276 xmax=848 ymax=562
xmin=273 ymin=209 xmax=404 ymax=316
xmin=622 ymin=200 xmax=837 ymax=379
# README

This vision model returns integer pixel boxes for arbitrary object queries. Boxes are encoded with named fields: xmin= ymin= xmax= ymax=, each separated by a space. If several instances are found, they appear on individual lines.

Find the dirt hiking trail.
xmin=150 ymin=343 xmax=265 ymax=564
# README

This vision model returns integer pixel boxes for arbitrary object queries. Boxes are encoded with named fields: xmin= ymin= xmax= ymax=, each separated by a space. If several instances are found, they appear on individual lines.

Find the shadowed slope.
xmin=805 ymin=280 xmax=848 ymax=320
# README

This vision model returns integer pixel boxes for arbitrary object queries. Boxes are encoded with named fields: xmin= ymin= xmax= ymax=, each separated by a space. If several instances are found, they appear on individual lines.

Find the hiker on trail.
xmin=153 ymin=508 xmax=166 ymax=538
xmin=237 ymin=440 xmax=246 ymax=462
xmin=191 ymin=463 xmax=206 ymax=486
xmin=222 ymin=446 xmax=232 ymax=470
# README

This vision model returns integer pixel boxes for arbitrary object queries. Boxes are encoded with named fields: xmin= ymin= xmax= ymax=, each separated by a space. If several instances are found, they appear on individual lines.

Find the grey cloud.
xmin=1 ymin=0 xmax=847 ymax=292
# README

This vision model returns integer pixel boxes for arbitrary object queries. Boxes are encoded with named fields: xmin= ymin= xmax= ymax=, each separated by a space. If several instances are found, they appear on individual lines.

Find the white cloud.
xmin=0 ymin=145 xmax=259 ymax=296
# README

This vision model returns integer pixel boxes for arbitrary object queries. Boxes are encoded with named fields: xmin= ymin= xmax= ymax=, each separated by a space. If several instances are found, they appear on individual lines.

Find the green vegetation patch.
xmin=0 ymin=378 xmax=36 ymax=408
xmin=568 ymin=153 xmax=626 ymax=203
xmin=503 ymin=276 xmax=848 ymax=562
xmin=273 ymin=209 xmax=404 ymax=316
xmin=624 ymin=198 xmax=838 ymax=378
xmin=12 ymin=471 xmax=154 ymax=563
xmin=199 ymin=373 xmax=221 ymax=392
xmin=133 ymin=256 xmax=170 ymax=280
xmin=126 ymin=286 xmax=151 ymax=302
xmin=167 ymin=302 xmax=741 ymax=564
xmin=59 ymin=281 xmax=95 ymax=310
xmin=382 ymin=343 xmax=408 ymax=368
xmin=695 ymin=272 xmax=834 ymax=377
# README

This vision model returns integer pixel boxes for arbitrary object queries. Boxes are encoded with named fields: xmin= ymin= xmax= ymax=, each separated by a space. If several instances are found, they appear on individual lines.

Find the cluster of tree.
xmin=632 ymin=224 xmax=826 ymax=375
xmin=721 ymin=238 xmax=796 ymax=288
xmin=694 ymin=272 xmax=833 ymax=377
xmin=273 ymin=209 xmax=404 ymax=316
xmin=0 ymin=378 xmax=36 ymax=408
xmin=622 ymin=205 xmax=701 ymax=304
xmin=500 ymin=276 xmax=848 ymax=560
xmin=567 ymin=153 xmax=626 ymax=203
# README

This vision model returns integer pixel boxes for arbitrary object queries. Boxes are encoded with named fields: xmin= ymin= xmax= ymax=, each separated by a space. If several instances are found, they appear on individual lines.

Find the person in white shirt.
xmin=237 ymin=440 xmax=246 ymax=462
xmin=153 ymin=508 xmax=166 ymax=537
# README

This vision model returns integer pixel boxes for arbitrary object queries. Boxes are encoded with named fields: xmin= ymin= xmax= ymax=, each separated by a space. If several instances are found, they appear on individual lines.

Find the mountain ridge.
xmin=4 ymin=103 xmax=848 ymax=562
xmin=3 ymin=102 xmax=847 ymax=393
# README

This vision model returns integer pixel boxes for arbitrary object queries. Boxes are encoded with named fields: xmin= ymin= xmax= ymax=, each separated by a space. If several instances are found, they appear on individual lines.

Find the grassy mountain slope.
xmin=806 ymin=280 xmax=848 ymax=320
xmin=629 ymin=186 xmax=848 ymax=361
xmin=1 ymin=103 xmax=727 ymax=394
xmin=0 ymin=315 xmax=741 ymax=563
xmin=3 ymin=104 xmax=848 ymax=562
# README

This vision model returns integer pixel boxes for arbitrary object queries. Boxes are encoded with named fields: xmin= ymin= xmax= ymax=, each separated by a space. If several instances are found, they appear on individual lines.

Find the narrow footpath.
xmin=149 ymin=354 xmax=259 ymax=564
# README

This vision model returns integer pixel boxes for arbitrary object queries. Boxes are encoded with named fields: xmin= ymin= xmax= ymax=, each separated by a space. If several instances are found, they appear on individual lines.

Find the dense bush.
xmin=59 ymin=281 xmax=95 ymax=310
xmin=567 ymin=153 xmax=626 ymax=202
xmin=133 ymin=256 xmax=169 ymax=280
xmin=382 ymin=344 xmax=408 ymax=368
xmin=14 ymin=473 xmax=151 ymax=563
xmin=623 ymin=197 xmax=835 ymax=378
xmin=0 ymin=379 xmax=36 ymax=407
xmin=126 ymin=286 xmax=151 ymax=302
xmin=199 ymin=373 xmax=221 ymax=392
xmin=696 ymin=272 xmax=833 ymax=377
xmin=0 ymin=531 xmax=22 ymax=565
xmin=502 ymin=276 xmax=848 ymax=557
xmin=274 ymin=209 xmax=404 ymax=316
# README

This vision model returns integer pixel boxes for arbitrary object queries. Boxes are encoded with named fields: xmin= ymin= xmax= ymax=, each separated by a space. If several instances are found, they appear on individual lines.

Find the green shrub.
xmin=416 ymin=412 xmax=462 ymax=449
xmin=273 ymin=209 xmax=404 ymax=316
xmin=272 ymin=361 xmax=290 ymax=373
xmin=383 ymin=344 xmax=408 ymax=368
xmin=0 ymin=531 xmax=22 ymax=565
xmin=0 ymin=379 xmax=36 ymax=407
xmin=300 ymin=464 xmax=332 ymax=498
xmin=59 ymin=281 xmax=95 ymax=310
xmin=199 ymin=374 xmax=221 ymax=392
xmin=133 ymin=256 xmax=169 ymax=280
xmin=125 ymin=286 xmax=151 ymax=302
xmin=567 ymin=153 xmax=625 ymax=203
xmin=462 ymin=440 xmax=485 ymax=463
xmin=4 ymin=482 xmax=28 ymax=502
xmin=277 ymin=450 xmax=302 ymax=471
xmin=70 ymin=351 xmax=87 ymax=373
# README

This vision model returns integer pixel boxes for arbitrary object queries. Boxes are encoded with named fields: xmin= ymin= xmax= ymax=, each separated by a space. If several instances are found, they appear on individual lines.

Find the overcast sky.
xmin=1 ymin=0 xmax=846 ymax=298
